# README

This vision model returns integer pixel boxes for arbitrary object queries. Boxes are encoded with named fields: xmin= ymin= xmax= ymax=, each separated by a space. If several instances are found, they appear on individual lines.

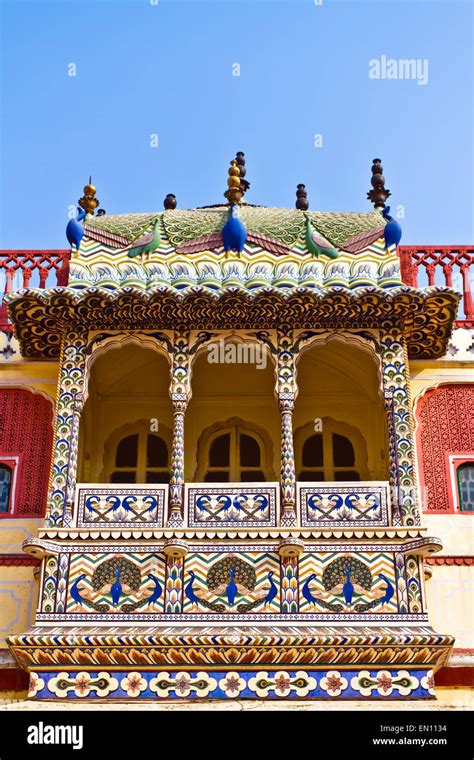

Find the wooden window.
xmin=0 ymin=465 xmax=12 ymax=513
xmin=110 ymin=432 xmax=169 ymax=484
xmin=457 ymin=463 xmax=474 ymax=512
xmin=298 ymin=423 xmax=361 ymax=482
xmin=203 ymin=426 xmax=266 ymax=482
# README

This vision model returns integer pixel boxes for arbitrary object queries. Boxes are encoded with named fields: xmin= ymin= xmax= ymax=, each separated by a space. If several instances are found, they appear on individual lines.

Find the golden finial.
xmin=78 ymin=176 xmax=100 ymax=216
xmin=224 ymin=159 xmax=243 ymax=205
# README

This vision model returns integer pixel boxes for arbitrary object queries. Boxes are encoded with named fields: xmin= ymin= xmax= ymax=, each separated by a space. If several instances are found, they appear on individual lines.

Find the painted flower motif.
xmin=74 ymin=672 xmax=92 ymax=697
xmin=94 ymin=672 xmax=119 ymax=698
xmin=219 ymin=672 xmax=246 ymax=698
xmin=28 ymin=672 xmax=45 ymax=698
xmin=248 ymin=671 xmax=273 ymax=698
xmin=120 ymin=672 xmax=147 ymax=697
xmin=174 ymin=673 xmax=192 ymax=697
xmin=421 ymin=671 xmax=436 ymax=695
xmin=273 ymin=671 xmax=292 ymax=697
xmin=48 ymin=672 xmax=74 ymax=699
xmin=320 ymin=670 xmax=348 ymax=697
xmin=377 ymin=671 xmax=393 ymax=695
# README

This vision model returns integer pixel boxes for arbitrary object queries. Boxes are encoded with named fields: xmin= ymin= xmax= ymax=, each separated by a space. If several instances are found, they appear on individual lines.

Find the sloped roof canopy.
xmin=5 ymin=205 xmax=460 ymax=359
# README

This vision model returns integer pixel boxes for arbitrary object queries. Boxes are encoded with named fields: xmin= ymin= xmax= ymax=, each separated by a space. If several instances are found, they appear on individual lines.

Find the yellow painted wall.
xmin=0 ymin=357 xmax=57 ymax=654
xmin=0 ymin=565 xmax=39 ymax=649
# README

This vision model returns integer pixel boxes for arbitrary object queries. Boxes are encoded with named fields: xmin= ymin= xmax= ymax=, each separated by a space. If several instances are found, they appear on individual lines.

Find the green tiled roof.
xmin=84 ymin=206 xmax=385 ymax=250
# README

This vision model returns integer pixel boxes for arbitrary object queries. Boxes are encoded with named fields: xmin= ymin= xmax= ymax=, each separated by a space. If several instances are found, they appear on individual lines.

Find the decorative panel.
xmin=185 ymin=483 xmax=279 ymax=527
xmin=298 ymin=481 xmax=390 ymax=527
xmin=74 ymin=484 xmax=167 ymax=528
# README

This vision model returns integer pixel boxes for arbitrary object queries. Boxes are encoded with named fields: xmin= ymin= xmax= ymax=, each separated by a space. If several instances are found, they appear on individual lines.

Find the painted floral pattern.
xmin=38 ymin=668 xmax=431 ymax=700
xmin=351 ymin=669 xmax=419 ymax=697
xmin=219 ymin=672 xmax=246 ymax=698
xmin=120 ymin=672 xmax=148 ymax=697
xmin=320 ymin=671 xmax=348 ymax=697
xmin=28 ymin=672 xmax=45 ymax=698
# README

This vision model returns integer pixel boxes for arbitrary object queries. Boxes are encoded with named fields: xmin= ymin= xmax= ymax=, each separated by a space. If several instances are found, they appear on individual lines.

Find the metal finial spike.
xmin=367 ymin=158 xmax=391 ymax=210
xmin=224 ymin=159 xmax=243 ymax=205
xmin=79 ymin=178 xmax=99 ymax=216
xmin=235 ymin=152 xmax=250 ymax=195
xmin=296 ymin=183 xmax=309 ymax=211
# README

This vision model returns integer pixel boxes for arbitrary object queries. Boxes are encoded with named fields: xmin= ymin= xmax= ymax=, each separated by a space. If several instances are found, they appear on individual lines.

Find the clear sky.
xmin=0 ymin=0 xmax=472 ymax=248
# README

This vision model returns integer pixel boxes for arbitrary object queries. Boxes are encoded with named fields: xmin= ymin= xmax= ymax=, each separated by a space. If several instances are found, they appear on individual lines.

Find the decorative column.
xmin=280 ymin=395 xmax=297 ymax=526
xmin=277 ymin=326 xmax=297 ymax=527
xmin=46 ymin=324 xmax=88 ymax=527
xmin=380 ymin=323 xmax=419 ymax=526
xmin=168 ymin=393 xmax=187 ymax=527
xmin=167 ymin=330 xmax=192 ymax=528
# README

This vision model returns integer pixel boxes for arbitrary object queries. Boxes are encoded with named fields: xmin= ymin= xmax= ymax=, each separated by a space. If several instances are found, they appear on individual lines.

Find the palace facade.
xmin=0 ymin=157 xmax=472 ymax=702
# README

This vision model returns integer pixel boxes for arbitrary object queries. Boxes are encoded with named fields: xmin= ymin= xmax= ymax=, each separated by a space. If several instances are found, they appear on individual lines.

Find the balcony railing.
xmin=0 ymin=249 xmax=70 ymax=330
xmin=73 ymin=481 xmax=391 ymax=529
xmin=398 ymin=246 xmax=474 ymax=327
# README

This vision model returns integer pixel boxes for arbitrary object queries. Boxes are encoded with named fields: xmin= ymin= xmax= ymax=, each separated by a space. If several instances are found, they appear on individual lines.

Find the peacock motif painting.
xmin=184 ymin=554 xmax=279 ymax=613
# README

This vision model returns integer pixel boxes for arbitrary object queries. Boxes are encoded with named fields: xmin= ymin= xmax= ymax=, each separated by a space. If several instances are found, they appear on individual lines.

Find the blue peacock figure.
xmin=70 ymin=572 xmax=109 ymax=613
xmin=222 ymin=204 xmax=247 ymax=256
xmin=110 ymin=567 xmax=122 ymax=606
xmin=354 ymin=572 xmax=395 ymax=613
xmin=122 ymin=571 xmax=164 ymax=613
xmin=66 ymin=207 xmax=86 ymax=252
xmin=382 ymin=206 xmax=402 ymax=252
xmin=184 ymin=570 xmax=225 ymax=613
xmin=225 ymin=567 xmax=238 ymax=607
xmin=91 ymin=557 xmax=142 ymax=611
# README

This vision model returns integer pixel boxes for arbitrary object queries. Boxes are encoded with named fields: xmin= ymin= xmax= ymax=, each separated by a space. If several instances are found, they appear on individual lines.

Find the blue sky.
xmin=0 ymin=0 xmax=472 ymax=247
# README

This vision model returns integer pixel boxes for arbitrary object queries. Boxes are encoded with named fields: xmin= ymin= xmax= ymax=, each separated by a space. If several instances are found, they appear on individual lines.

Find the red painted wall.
xmin=0 ymin=389 xmax=53 ymax=517
xmin=416 ymin=384 xmax=474 ymax=512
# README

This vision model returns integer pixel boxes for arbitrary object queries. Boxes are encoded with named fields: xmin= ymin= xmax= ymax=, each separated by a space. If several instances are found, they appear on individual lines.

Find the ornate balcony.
xmin=0 ymin=249 xmax=70 ymax=331
xmin=398 ymin=245 xmax=474 ymax=328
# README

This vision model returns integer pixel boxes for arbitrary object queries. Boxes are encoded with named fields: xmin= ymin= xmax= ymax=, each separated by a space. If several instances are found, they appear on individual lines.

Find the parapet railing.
xmin=0 ymin=247 xmax=472 ymax=330
xmin=0 ymin=249 xmax=70 ymax=330
xmin=398 ymin=246 xmax=474 ymax=327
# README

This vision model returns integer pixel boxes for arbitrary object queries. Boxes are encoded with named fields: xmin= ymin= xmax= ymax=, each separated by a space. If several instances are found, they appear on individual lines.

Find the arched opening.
xmin=78 ymin=342 xmax=172 ymax=483
xmin=294 ymin=337 xmax=388 ymax=482
xmin=185 ymin=339 xmax=279 ymax=483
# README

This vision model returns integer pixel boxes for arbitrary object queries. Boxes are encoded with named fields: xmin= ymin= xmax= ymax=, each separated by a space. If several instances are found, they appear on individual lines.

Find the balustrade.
xmin=399 ymin=246 xmax=474 ymax=327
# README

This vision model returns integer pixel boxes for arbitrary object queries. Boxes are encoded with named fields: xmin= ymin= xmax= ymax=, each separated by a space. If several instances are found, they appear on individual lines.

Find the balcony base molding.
xmin=8 ymin=625 xmax=452 ymax=701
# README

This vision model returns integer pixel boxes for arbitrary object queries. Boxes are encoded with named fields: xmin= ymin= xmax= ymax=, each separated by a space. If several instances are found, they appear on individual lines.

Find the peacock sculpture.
xmin=382 ymin=206 xmax=402 ymax=251
xmin=304 ymin=214 xmax=339 ymax=259
xmin=66 ymin=207 xmax=86 ymax=252
xmin=222 ymin=204 xmax=247 ymax=255
xmin=127 ymin=218 xmax=161 ymax=259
